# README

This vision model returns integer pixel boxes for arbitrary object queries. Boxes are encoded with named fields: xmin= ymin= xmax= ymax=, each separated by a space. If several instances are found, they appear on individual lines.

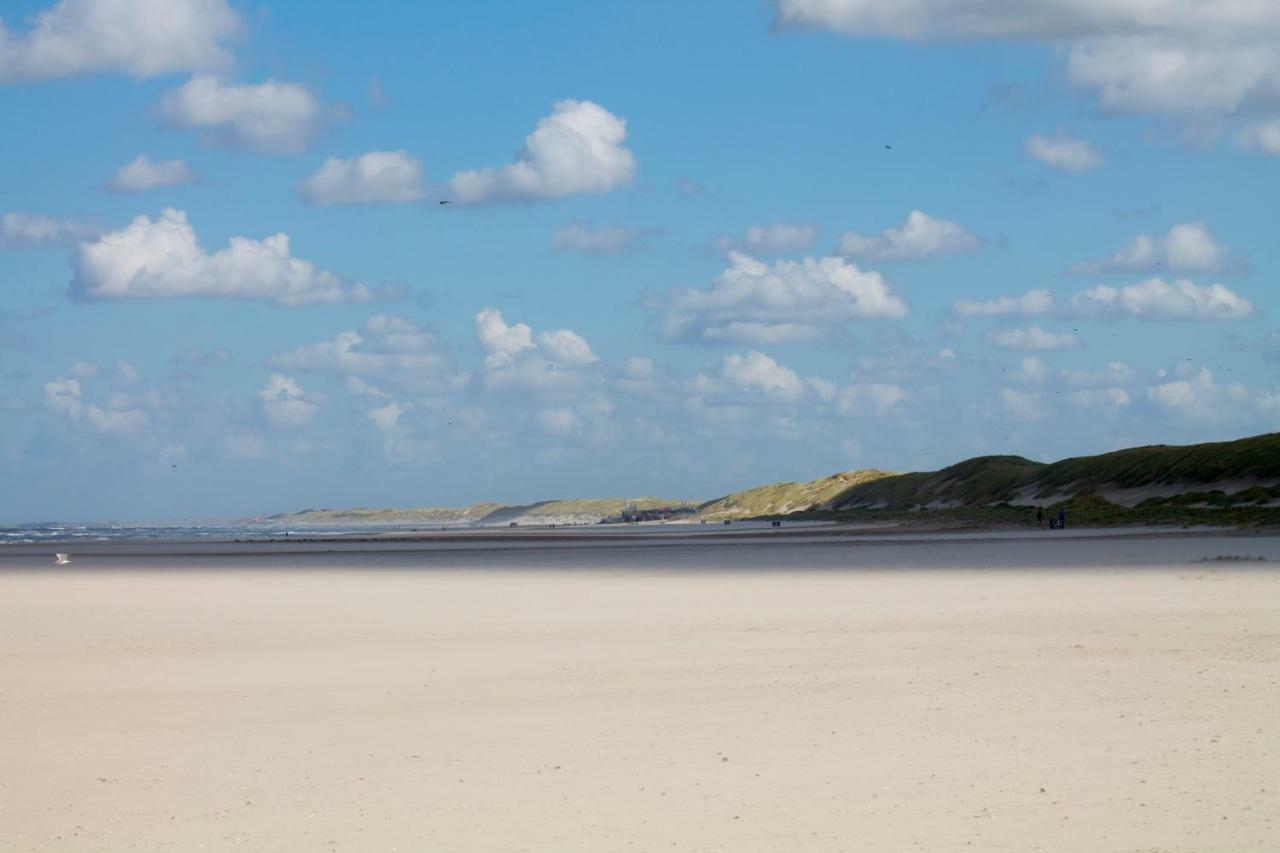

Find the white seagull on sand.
xmin=54 ymin=553 xmax=71 ymax=565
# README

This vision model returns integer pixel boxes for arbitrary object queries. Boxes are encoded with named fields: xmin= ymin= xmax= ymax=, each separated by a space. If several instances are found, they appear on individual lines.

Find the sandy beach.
xmin=2 ymin=529 xmax=1278 ymax=852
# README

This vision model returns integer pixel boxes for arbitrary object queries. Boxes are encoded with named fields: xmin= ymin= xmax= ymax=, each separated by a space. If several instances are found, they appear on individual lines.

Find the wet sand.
xmin=1 ymin=530 xmax=1278 ymax=851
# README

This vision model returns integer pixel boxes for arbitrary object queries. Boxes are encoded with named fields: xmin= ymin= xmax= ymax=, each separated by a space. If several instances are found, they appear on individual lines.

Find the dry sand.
xmin=1 ymin=535 xmax=1278 ymax=851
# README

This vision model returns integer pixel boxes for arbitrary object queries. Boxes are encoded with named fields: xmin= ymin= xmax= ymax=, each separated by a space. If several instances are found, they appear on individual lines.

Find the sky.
xmin=3 ymin=0 xmax=1280 ymax=522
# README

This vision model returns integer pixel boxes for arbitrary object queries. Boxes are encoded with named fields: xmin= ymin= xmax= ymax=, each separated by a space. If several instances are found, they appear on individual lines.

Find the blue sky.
xmin=3 ymin=0 xmax=1280 ymax=522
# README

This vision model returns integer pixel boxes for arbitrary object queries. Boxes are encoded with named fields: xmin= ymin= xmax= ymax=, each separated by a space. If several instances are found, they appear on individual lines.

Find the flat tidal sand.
xmin=1 ymin=547 xmax=1278 ymax=851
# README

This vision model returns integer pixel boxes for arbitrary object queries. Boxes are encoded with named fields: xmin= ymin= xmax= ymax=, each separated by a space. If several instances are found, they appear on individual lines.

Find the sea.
xmin=0 ymin=522 xmax=463 ymax=545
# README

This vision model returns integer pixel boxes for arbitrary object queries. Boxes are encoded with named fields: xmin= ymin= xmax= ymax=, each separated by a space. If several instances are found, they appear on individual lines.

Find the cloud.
xmin=1023 ymin=132 xmax=1103 ymax=171
xmin=447 ymin=100 xmax=635 ymax=203
xmin=269 ymin=315 xmax=454 ymax=390
xmin=156 ymin=75 xmax=325 ymax=153
xmin=1063 ymin=361 xmax=1135 ymax=386
xmin=1012 ymin=355 xmax=1050 ymax=383
xmin=536 ymin=328 xmax=598 ymax=366
xmin=1073 ymin=222 xmax=1234 ymax=274
xmin=67 ymin=360 xmax=98 ymax=379
xmin=1067 ymin=387 xmax=1131 ymax=408
xmin=346 ymin=376 xmax=391 ymax=399
xmin=116 ymin=360 xmax=139 ymax=384
xmin=838 ymin=210 xmax=978 ymax=261
xmin=73 ymin=208 xmax=395 ymax=305
xmin=987 ymin=325 xmax=1080 ymax=350
xmin=654 ymin=251 xmax=907 ymax=345
xmin=773 ymin=2 xmax=1280 ymax=128
xmin=298 ymin=150 xmax=426 ymax=205
xmin=0 ymin=0 xmax=240 ymax=81
xmin=1 ymin=211 xmax=98 ymax=246
xmin=536 ymin=407 xmax=579 ymax=436
xmin=1147 ymin=363 xmax=1246 ymax=418
xmin=835 ymin=382 xmax=907 ymax=417
xmin=551 ymin=223 xmax=658 ymax=254
xmin=720 ymin=351 xmax=806 ymax=403
xmin=1069 ymin=278 xmax=1253 ymax=320
xmin=712 ymin=223 xmax=819 ymax=254
xmin=368 ymin=399 xmax=409 ymax=433
xmin=953 ymin=289 xmax=1053 ymax=317
xmin=474 ymin=309 xmax=598 ymax=390
xmin=258 ymin=373 xmax=317 ymax=428
xmin=1238 ymin=120 xmax=1280 ymax=155
xmin=43 ymin=376 xmax=82 ymax=416
xmin=615 ymin=357 xmax=659 ymax=395
xmin=105 ymin=154 xmax=198 ymax=192
xmin=43 ymin=375 xmax=148 ymax=434
xmin=999 ymin=387 xmax=1044 ymax=421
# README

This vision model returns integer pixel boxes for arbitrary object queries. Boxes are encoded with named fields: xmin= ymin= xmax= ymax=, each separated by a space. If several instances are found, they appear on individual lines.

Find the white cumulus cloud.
xmin=73 ymin=209 xmax=395 ymax=305
xmin=268 ymin=315 xmax=454 ymax=390
xmin=1024 ymin=132 xmax=1103 ymax=171
xmin=258 ymin=373 xmax=317 ymax=428
xmin=835 ymin=382 xmax=907 ymax=417
xmin=720 ymin=351 xmax=807 ymax=403
xmin=298 ymin=150 xmax=426 ymax=205
xmin=368 ymin=399 xmax=409 ymax=433
xmin=655 ymin=251 xmax=907 ymax=345
xmin=105 ymin=154 xmax=198 ymax=192
xmin=447 ymin=100 xmax=635 ymax=203
xmin=1070 ymin=278 xmax=1253 ymax=320
xmin=1147 ymin=363 xmax=1247 ymax=418
xmin=474 ymin=309 xmax=598 ymax=390
xmin=43 ymin=374 xmax=147 ymax=434
xmin=838 ymin=210 xmax=978 ymax=261
xmin=156 ymin=75 xmax=325 ymax=153
xmin=773 ymin=2 xmax=1280 ymax=130
xmin=1073 ymin=222 xmax=1234 ymax=274
xmin=0 ymin=0 xmax=240 ymax=81
xmin=999 ymin=387 xmax=1044 ymax=421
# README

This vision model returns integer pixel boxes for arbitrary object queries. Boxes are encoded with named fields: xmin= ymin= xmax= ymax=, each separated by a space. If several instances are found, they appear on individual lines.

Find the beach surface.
xmin=2 ymin=528 xmax=1278 ymax=851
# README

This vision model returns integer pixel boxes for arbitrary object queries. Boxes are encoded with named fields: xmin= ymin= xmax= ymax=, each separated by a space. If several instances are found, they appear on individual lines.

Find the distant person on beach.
xmin=1057 ymin=508 xmax=1066 ymax=529
xmin=1036 ymin=508 xmax=1043 ymax=527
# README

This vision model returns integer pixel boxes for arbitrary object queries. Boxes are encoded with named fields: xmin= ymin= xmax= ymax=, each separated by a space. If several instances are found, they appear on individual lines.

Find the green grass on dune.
xmin=829 ymin=433 xmax=1280 ymax=510
xmin=697 ymin=469 xmax=895 ymax=519
xmin=271 ymin=432 xmax=1280 ymax=530
xmin=797 ymin=492 xmax=1280 ymax=529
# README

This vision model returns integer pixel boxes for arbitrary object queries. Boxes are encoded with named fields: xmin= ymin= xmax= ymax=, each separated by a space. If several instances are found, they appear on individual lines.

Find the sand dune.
xmin=1 ymin=534 xmax=1278 ymax=851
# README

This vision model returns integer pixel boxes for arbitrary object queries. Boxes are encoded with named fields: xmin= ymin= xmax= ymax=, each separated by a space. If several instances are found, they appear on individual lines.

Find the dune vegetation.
xmin=271 ymin=433 xmax=1280 ymax=529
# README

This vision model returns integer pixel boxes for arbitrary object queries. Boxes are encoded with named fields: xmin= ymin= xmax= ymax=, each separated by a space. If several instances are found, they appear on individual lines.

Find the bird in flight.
xmin=54 ymin=553 xmax=71 ymax=565
xmin=439 ymin=200 xmax=452 ymax=205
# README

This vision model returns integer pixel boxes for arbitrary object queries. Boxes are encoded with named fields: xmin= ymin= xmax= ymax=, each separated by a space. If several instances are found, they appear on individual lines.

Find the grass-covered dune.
xmin=827 ymin=432 xmax=1280 ymax=511
xmin=698 ymin=469 xmax=895 ymax=519
xmin=265 ymin=503 xmax=505 ymax=525
xmin=268 ymin=497 xmax=690 ymax=526
xmin=270 ymin=433 xmax=1280 ymax=529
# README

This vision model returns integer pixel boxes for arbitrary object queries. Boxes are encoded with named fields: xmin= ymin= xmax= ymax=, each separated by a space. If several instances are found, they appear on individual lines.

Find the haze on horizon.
xmin=3 ymin=0 xmax=1280 ymax=523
